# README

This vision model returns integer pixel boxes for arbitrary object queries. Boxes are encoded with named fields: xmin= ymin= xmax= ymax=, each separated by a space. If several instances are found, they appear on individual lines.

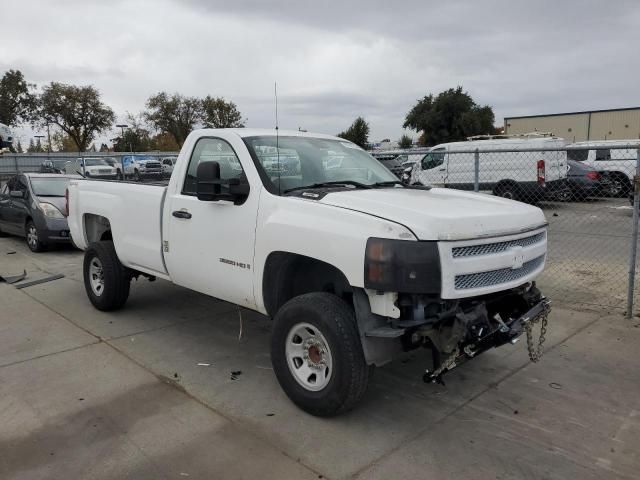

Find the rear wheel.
xmin=26 ymin=220 xmax=46 ymax=252
xmin=270 ymin=292 xmax=371 ymax=416
xmin=133 ymin=170 xmax=141 ymax=182
xmin=83 ymin=241 xmax=130 ymax=311
xmin=608 ymin=174 xmax=630 ymax=197
xmin=494 ymin=182 xmax=521 ymax=201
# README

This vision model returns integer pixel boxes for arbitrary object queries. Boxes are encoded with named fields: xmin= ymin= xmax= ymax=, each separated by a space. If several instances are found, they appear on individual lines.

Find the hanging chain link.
xmin=525 ymin=307 xmax=549 ymax=363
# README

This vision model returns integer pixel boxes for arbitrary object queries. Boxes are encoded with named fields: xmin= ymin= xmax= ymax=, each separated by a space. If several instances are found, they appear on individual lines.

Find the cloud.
xmin=2 ymin=0 xmax=639 ymax=144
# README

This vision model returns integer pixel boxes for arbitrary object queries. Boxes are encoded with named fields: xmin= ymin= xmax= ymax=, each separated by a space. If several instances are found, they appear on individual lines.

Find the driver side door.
xmin=164 ymin=136 xmax=259 ymax=309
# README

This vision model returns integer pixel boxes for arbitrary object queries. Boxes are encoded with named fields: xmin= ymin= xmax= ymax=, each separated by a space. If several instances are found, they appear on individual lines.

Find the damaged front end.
xmin=354 ymin=282 xmax=551 ymax=384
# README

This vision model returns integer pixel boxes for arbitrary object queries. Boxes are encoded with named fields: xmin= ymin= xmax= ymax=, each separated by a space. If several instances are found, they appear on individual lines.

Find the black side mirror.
xmin=10 ymin=190 xmax=24 ymax=199
xmin=196 ymin=161 xmax=249 ymax=205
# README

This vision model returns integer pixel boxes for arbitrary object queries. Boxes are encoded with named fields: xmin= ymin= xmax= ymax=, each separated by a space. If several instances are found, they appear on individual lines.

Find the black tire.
xmin=609 ymin=174 xmax=631 ymax=198
xmin=83 ymin=241 xmax=130 ymax=311
xmin=494 ymin=182 xmax=521 ymax=201
xmin=117 ymin=169 xmax=123 ymax=181
xmin=133 ymin=170 xmax=141 ymax=182
xmin=270 ymin=292 xmax=371 ymax=417
xmin=25 ymin=220 xmax=46 ymax=252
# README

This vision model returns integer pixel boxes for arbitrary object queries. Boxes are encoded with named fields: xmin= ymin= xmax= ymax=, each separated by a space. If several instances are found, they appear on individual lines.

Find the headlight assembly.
xmin=364 ymin=237 xmax=441 ymax=293
xmin=39 ymin=202 xmax=64 ymax=219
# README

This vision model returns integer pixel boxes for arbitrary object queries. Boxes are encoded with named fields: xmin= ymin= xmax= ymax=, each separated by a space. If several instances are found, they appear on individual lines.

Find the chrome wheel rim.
xmin=27 ymin=225 xmax=38 ymax=249
xmin=89 ymin=257 xmax=105 ymax=296
xmin=285 ymin=322 xmax=333 ymax=391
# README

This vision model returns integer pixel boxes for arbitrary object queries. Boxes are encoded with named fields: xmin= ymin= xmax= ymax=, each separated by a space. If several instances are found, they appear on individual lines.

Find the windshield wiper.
xmin=284 ymin=181 xmax=372 ymax=194
xmin=369 ymin=180 xmax=404 ymax=188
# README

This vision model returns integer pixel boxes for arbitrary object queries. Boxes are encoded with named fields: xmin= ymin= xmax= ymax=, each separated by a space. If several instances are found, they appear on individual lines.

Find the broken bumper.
xmin=423 ymin=296 xmax=551 ymax=383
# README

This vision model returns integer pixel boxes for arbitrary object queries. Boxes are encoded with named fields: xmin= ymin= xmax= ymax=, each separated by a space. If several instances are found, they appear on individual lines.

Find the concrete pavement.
xmin=1 ymin=235 xmax=640 ymax=479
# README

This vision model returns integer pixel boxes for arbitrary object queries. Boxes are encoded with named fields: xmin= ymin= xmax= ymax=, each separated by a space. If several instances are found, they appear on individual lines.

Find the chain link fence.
xmin=375 ymin=141 xmax=640 ymax=315
xmin=2 ymin=143 xmax=640 ymax=315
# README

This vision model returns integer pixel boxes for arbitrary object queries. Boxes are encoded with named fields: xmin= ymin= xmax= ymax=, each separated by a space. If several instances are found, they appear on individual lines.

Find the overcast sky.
xmin=3 ymin=0 xmax=639 ymax=146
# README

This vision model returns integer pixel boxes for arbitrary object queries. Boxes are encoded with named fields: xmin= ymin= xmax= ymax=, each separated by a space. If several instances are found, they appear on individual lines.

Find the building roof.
xmin=505 ymin=107 xmax=640 ymax=121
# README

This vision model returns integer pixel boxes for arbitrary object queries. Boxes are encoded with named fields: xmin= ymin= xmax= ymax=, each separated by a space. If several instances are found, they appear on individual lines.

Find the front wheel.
xmin=494 ymin=183 xmax=521 ymax=201
xmin=133 ymin=170 xmax=141 ymax=182
xmin=270 ymin=292 xmax=371 ymax=416
xmin=83 ymin=241 xmax=131 ymax=311
xmin=26 ymin=220 xmax=46 ymax=252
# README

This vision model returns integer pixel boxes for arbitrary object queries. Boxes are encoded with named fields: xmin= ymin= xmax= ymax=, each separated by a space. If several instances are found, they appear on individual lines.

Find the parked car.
xmin=0 ymin=173 xmax=78 ymax=251
xmin=568 ymin=140 xmax=640 ymax=197
xmin=39 ymin=160 xmax=63 ymax=174
xmin=64 ymin=157 xmax=118 ymax=179
xmin=0 ymin=123 xmax=13 ymax=149
xmin=160 ymin=156 xmax=178 ymax=178
xmin=370 ymin=153 xmax=405 ymax=178
xmin=68 ymin=128 xmax=551 ymax=416
xmin=102 ymin=157 xmax=124 ymax=180
xmin=409 ymin=133 xmax=569 ymax=202
xmin=121 ymin=155 xmax=163 ymax=181
xmin=566 ymin=160 xmax=611 ymax=200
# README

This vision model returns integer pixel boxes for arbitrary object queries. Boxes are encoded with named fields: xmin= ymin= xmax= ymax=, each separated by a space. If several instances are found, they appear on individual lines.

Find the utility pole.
xmin=116 ymin=124 xmax=129 ymax=152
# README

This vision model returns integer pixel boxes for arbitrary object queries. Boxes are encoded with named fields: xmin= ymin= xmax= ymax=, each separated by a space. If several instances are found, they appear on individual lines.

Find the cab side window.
xmin=183 ymin=138 xmax=245 ymax=195
xmin=595 ymin=149 xmax=611 ymax=161
xmin=421 ymin=150 xmax=446 ymax=170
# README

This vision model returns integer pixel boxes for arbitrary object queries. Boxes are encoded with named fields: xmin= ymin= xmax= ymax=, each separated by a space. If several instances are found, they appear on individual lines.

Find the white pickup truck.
xmin=67 ymin=128 xmax=551 ymax=416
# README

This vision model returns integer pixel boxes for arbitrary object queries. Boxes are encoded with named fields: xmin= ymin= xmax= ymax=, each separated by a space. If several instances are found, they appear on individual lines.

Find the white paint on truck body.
xmin=67 ymin=128 xmax=548 ymax=315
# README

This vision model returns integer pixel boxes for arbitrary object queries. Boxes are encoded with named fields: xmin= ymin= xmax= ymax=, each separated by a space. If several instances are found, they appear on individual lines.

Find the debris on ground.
xmin=230 ymin=370 xmax=242 ymax=380
xmin=197 ymin=363 xmax=211 ymax=367
xmin=0 ymin=269 xmax=27 ymax=284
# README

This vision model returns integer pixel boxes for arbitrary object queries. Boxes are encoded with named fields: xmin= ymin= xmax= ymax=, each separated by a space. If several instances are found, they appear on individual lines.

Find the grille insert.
xmin=452 ymin=232 xmax=545 ymax=258
xmin=454 ymin=255 xmax=545 ymax=290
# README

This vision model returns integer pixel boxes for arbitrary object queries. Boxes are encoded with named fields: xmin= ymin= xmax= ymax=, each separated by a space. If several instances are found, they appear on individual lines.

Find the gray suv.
xmin=0 ymin=173 xmax=78 ymax=252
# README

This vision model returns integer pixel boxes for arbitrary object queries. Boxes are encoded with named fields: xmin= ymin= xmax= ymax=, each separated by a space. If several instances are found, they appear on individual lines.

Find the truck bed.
xmin=67 ymin=179 xmax=168 ymax=277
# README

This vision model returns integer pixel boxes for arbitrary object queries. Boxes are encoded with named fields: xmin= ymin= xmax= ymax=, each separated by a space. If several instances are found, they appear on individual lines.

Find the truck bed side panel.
xmin=68 ymin=180 xmax=168 ymax=276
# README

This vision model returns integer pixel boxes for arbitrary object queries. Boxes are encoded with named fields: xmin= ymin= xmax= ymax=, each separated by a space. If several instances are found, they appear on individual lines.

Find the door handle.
xmin=439 ymin=168 xmax=446 ymax=171
xmin=172 ymin=210 xmax=192 ymax=219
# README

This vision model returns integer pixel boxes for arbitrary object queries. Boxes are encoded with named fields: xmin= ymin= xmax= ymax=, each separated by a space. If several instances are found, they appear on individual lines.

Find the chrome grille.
xmin=454 ymin=255 xmax=545 ymax=290
xmin=452 ymin=231 xmax=546 ymax=258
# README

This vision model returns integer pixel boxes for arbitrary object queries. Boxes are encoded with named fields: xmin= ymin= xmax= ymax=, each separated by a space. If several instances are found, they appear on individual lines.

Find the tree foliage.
xmin=144 ymin=92 xmax=201 ymax=147
xmin=337 ymin=117 xmax=370 ymax=148
xmin=403 ymin=87 xmax=495 ymax=146
xmin=0 ymin=70 xmax=36 ymax=126
xmin=113 ymin=113 xmax=154 ymax=152
xmin=398 ymin=134 xmax=413 ymax=149
xmin=201 ymin=96 xmax=244 ymax=128
xmin=38 ymin=82 xmax=115 ymax=152
xmin=51 ymin=130 xmax=81 ymax=152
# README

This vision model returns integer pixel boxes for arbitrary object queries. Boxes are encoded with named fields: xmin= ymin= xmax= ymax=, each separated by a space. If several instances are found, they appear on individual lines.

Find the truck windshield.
xmin=30 ymin=177 xmax=70 ymax=197
xmin=244 ymin=136 xmax=398 ymax=194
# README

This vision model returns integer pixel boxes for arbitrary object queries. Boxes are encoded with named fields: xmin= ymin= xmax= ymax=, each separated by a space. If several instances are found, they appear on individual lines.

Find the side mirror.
xmin=10 ymin=190 xmax=24 ymax=199
xmin=196 ymin=161 xmax=249 ymax=205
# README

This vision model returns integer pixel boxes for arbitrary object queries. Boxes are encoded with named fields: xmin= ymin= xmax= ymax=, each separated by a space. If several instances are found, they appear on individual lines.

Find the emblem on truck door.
xmin=219 ymin=258 xmax=251 ymax=270
xmin=509 ymin=246 xmax=525 ymax=270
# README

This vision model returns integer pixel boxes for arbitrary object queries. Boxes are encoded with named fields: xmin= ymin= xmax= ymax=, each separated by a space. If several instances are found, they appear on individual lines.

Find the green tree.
xmin=51 ymin=130 xmax=80 ymax=152
xmin=201 ymin=96 xmax=245 ymax=128
xmin=150 ymin=131 xmax=180 ymax=151
xmin=398 ymin=134 xmax=413 ymax=149
xmin=114 ymin=114 xmax=153 ymax=152
xmin=15 ymin=139 xmax=23 ymax=153
xmin=337 ymin=116 xmax=370 ymax=148
xmin=38 ymin=82 xmax=115 ymax=152
xmin=27 ymin=138 xmax=35 ymax=152
xmin=144 ymin=92 xmax=201 ymax=147
xmin=403 ymin=86 xmax=495 ymax=146
xmin=0 ymin=70 xmax=36 ymax=126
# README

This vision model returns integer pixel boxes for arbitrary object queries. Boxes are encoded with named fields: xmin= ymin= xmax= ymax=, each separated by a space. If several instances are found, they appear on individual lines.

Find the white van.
xmin=410 ymin=134 xmax=569 ymax=202
xmin=568 ymin=140 xmax=640 ymax=196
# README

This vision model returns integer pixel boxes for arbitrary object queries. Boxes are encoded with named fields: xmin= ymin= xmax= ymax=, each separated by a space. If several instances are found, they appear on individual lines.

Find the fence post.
xmin=13 ymin=154 xmax=19 ymax=174
xmin=474 ymin=148 xmax=480 ymax=192
xmin=626 ymin=148 xmax=640 ymax=319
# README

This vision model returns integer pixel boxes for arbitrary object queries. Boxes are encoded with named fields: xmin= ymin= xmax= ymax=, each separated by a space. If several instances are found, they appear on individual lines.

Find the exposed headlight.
xmin=39 ymin=202 xmax=64 ymax=218
xmin=364 ymin=238 xmax=441 ymax=293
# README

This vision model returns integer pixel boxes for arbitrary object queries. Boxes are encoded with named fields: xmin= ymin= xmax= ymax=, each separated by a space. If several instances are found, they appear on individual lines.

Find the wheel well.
xmin=494 ymin=179 xmax=518 ymax=191
xmin=84 ymin=213 xmax=112 ymax=244
xmin=262 ymin=252 xmax=352 ymax=317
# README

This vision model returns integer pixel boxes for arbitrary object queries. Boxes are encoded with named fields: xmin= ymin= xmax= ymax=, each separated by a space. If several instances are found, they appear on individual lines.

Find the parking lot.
xmin=1 ymin=196 xmax=639 ymax=479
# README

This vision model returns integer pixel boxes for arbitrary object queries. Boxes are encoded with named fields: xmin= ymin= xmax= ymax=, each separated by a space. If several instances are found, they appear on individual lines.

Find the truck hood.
xmin=318 ymin=187 xmax=547 ymax=240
